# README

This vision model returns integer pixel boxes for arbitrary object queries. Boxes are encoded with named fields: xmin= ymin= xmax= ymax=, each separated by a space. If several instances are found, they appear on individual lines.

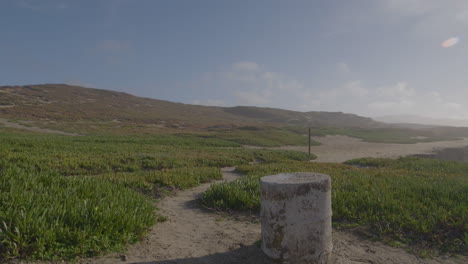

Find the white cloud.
xmin=343 ymin=80 xmax=368 ymax=96
xmin=422 ymin=94 xmax=465 ymax=119
xmin=293 ymin=80 xmax=371 ymax=114
xmin=366 ymin=83 xmax=467 ymax=119
xmin=223 ymin=61 xmax=306 ymax=107
xmin=261 ymin=72 xmax=275 ymax=81
xmin=316 ymin=80 xmax=466 ymax=119
xmin=192 ymin=62 xmax=468 ymax=119
xmin=445 ymin=102 xmax=462 ymax=109
xmin=368 ymin=99 xmax=415 ymax=111
xmin=376 ymin=82 xmax=414 ymax=98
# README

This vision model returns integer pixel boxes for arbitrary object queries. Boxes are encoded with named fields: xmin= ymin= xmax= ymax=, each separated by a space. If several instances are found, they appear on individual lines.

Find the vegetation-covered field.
xmin=202 ymin=157 xmax=468 ymax=254
xmin=0 ymin=167 xmax=156 ymax=260
xmin=0 ymin=129 xmax=311 ymax=261
xmin=1 ymin=123 xmax=467 ymax=261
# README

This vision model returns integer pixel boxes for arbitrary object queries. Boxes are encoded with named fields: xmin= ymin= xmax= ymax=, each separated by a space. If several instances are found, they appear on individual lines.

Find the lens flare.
xmin=441 ymin=37 xmax=460 ymax=48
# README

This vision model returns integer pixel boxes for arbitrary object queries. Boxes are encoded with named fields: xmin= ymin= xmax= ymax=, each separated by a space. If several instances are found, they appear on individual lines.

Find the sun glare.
xmin=441 ymin=37 xmax=460 ymax=48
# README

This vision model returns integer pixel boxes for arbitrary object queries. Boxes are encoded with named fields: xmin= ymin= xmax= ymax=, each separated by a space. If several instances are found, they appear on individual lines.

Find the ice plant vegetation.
xmin=202 ymin=157 xmax=468 ymax=253
xmin=0 ymin=129 xmax=310 ymax=260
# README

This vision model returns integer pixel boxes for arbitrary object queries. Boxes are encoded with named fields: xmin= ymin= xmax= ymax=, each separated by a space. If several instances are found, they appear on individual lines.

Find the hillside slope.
xmin=374 ymin=115 xmax=468 ymax=127
xmin=0 ymin=84 xmax=383 ymax=131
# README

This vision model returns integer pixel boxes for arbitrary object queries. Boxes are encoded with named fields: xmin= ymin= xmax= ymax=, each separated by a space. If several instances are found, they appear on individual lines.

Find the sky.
xmin=1 ymin=0 xmax=467 ymax=119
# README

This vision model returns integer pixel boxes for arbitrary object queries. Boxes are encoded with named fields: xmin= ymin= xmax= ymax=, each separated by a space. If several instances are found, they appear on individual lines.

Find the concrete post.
xmin=260 ymin=173 xmax=332 ymax=264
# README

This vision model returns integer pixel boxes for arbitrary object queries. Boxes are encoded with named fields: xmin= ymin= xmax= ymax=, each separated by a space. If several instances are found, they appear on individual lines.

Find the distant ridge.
xmin=0 ymin=84 xmax=384 ymax=130
xmin=374 ymin=115 xmax=468 ymax=127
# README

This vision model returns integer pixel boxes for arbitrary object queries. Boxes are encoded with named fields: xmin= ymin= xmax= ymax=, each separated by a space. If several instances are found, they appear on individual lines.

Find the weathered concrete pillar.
xmin=260 ymin=173 xmax=332 ymax=264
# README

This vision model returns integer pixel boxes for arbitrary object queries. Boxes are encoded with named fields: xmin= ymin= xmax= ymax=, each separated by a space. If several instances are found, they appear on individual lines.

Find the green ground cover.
xmin=1 ymin=125 xmax=466 ymax=260
xmin=0 ymin=129 xmax=311 ymax=261
xmin=206 ymin=126 xmax=321 ymax=147
xmin=202 ymin=157 xmax=468 ymax=254
xmin=0 ymin=167 xmax=156 ymax=260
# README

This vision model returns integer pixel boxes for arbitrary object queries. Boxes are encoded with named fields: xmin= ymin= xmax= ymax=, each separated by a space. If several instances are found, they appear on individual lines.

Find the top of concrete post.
xmin=260 ymin=172 xmax=330 ymax=185
xmin=260 ymin=173 xmax=331 ymax=193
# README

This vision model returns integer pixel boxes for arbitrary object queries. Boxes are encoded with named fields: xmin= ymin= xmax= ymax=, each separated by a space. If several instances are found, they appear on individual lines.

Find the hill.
xmin=0 ymin=84 xmax=384 ymax=133
xmin=374 ymin=115 xmax=468 ymax=127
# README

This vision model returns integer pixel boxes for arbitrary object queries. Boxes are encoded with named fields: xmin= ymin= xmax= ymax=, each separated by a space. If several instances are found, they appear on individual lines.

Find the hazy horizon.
xmin=1 ymin=0 xmax=467 ymax=119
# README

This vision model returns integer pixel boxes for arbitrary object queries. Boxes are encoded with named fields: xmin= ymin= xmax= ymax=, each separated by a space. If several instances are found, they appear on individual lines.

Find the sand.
xmin=283 ymin=135 xmax=468 ymax=163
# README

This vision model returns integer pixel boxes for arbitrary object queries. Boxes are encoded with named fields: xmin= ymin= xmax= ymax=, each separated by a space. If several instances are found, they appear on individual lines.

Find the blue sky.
xmin=1 ymin=0 xmax=467 ymax=119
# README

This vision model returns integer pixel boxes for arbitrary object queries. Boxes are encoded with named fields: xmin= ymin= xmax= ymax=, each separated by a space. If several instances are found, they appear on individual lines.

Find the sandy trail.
xmin=84 ymin=167 xmax=270 ymax=264
xmin=83 ymin=168 xmax=466 ymax=264
xmin=280 ymin=135 xmax=468 ymax=163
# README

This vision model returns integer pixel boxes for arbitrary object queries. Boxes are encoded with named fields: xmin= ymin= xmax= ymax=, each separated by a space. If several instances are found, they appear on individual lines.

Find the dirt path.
xmin=80 ymin=167 xmax=466 ymax=264
xmin=0 ymin=118 xmax=79 ymax=136
xmin=83 ymin=167 xmax=269 ymax=264
xmin=280 ymin=135 xmax=468 ymax=163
